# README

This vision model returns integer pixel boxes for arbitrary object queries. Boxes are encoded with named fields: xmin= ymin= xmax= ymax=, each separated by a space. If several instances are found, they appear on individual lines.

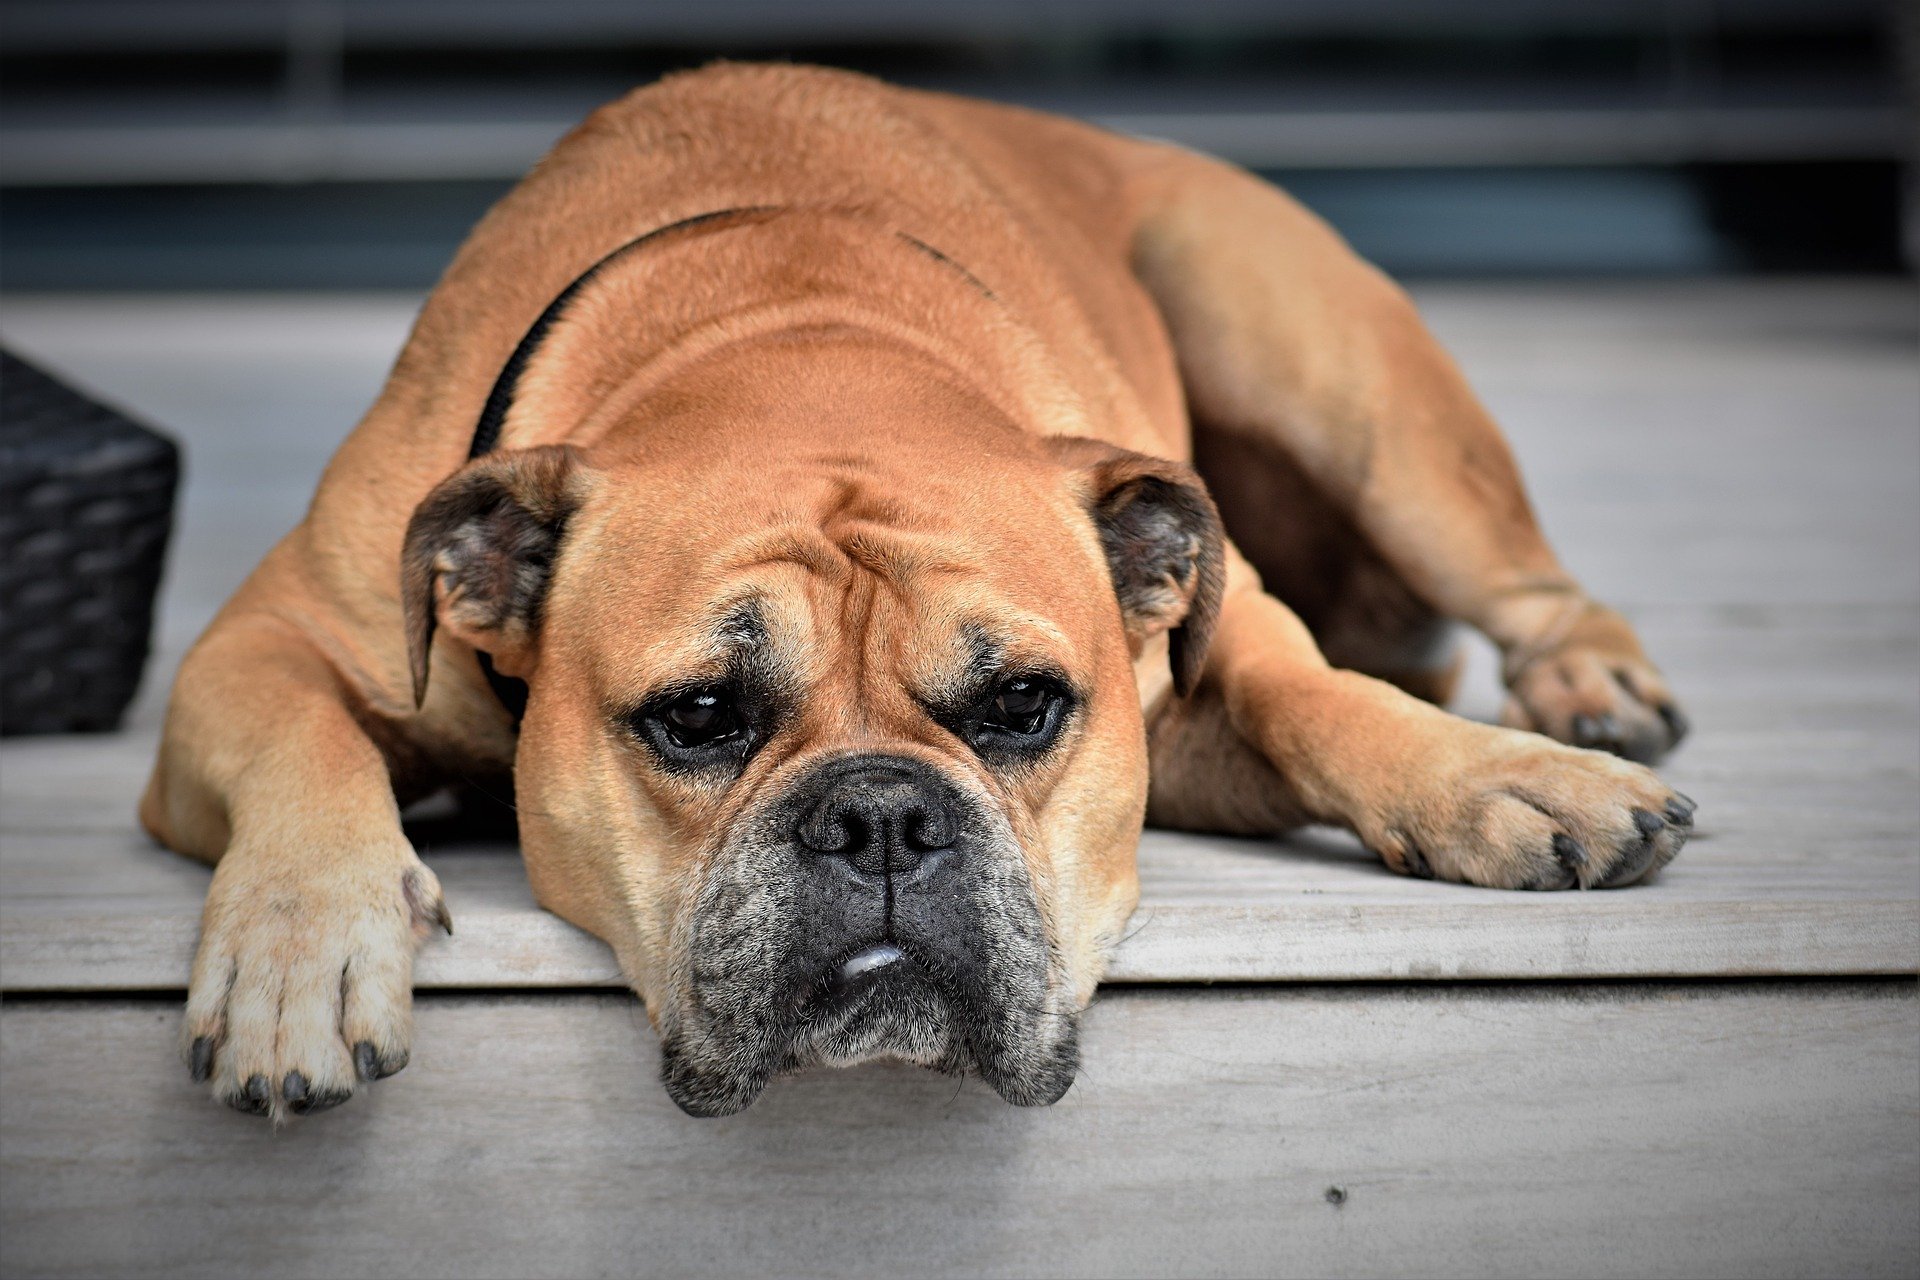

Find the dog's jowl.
xmin=143 ymin=64 xmax=1693 ymax=1120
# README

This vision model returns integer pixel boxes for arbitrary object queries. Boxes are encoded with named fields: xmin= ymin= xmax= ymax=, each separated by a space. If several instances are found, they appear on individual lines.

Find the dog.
xmin=141 ymin=64 xmax=1693 ymax=1120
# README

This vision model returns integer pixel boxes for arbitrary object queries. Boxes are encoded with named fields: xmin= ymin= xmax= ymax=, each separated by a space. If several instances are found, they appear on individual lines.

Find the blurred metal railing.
xmin=1 ymin=0 xmax=1907 ymax=186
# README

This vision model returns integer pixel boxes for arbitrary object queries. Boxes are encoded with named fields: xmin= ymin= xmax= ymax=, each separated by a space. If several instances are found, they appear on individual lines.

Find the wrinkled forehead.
xmin=551 ymin=456 xmax=1112 ymax=698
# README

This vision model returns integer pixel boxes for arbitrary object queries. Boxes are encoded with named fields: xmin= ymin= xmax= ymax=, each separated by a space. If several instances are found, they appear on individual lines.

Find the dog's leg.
xmin=1129 ymin=154 xmax=1686 ymax=762
xmin=1154 ymin=561 xmax=1692 ymax=888
xmin=141 ymin=614 xmax=447 ymax=1120
xmin=1191 ymin=424 xmax=1466 ymax=708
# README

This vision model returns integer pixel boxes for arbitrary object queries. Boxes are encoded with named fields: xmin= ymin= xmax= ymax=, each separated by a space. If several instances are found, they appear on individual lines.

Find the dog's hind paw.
xmin=181 ymin=844 xmax=448 ymax=1121
xmin=1498 ymin=602 xmax=1687 ymax=764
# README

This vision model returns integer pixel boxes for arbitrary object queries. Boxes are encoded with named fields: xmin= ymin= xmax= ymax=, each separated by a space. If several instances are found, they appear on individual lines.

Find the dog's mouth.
xmin=656 ymin=759 xmax=1080 ymax=1117
xmin=659 ymin=928 xmax=1081 ymax=1118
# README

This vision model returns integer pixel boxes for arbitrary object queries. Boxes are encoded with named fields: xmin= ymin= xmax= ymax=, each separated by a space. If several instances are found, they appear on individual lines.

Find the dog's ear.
xmin=401 ymin=445 xmax=581 ymax=708
xmin=1047 ymin=437 xmax=1225 ymax=697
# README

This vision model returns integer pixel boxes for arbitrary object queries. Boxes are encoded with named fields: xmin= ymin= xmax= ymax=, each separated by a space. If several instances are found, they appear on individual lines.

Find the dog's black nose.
xmin=796 ymin=766 xmax=956 ymax=877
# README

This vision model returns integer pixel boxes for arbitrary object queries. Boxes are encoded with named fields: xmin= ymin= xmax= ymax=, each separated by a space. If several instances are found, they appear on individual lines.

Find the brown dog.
xmin=141 ymin=64 xmax=1693 ymax=1120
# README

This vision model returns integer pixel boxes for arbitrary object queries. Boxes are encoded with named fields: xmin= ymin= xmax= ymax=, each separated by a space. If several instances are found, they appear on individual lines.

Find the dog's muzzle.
xmin=658 ymin=752 xmax=1080 ymax=1116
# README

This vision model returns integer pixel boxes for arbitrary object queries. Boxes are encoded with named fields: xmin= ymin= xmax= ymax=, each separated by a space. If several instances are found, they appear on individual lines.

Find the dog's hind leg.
xmin=1189 ymin=424 xmax=1465 ymax=710
xmin=141 ymin=609 xmax=446 ymax=1121
xmin=1124 ymin=149 xmax=1685 ymax=763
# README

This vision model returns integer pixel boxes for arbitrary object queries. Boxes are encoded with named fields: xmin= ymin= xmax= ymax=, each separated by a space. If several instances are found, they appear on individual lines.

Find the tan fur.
xmin=144 ymin=64 xmax=1691 ymax=1118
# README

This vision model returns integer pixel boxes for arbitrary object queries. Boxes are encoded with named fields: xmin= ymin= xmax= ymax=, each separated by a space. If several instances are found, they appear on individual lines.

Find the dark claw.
xmin=290 ymin=1088 xmax=352 ymax=1116
xmin=354 ymin=1040 xmax=407 ymax=1081
xmin=282 ymin=1071 xmax=307 ymax=1105
xmin=230 ymin=1073 xmax=272 ymax=1116
xmin=1572 ymin=713 xmax=1629 ymax=756
xmin=1405 ymin=842 xmax=1433 ymax=880
xmin=1664 ymin=794 xmax=1697 ymax=826
xmin=1658 ymin=703 xmax=1690 ymax=747
xmin=1599 ymin=814 xmax=1668 ymax=888
xmin=189 ymin=1036 xmax=214 ymax=1083
xmin=1521 ymin=834 xmax=1587 ymax=890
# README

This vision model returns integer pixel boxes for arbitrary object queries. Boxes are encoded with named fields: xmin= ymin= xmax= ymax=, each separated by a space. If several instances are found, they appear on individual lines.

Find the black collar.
xmin=461 ymin=207 xmax=777 ymax=721
xmin=466 ymin=206 xmax=778 ymax=461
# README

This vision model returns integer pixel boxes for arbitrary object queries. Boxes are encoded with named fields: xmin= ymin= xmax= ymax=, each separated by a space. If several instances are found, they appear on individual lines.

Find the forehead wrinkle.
xmin=718 ymin=524 xmax=853 ymax=583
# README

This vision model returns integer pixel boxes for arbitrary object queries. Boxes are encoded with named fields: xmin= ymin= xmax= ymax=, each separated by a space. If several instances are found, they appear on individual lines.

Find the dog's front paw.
xmin=182 ymin=843 xmax=450 ymax=1120
xmin=1364 ymin=725 xmax=1694 ymax=890
xmin=1499 ymin=603 xmax=1687 ymax=763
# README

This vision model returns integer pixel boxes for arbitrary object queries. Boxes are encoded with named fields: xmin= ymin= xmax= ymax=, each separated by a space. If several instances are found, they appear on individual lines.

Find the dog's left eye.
xmin=979 ymin=677 xmax=1061 ymax=738
xmin=660 ymin=689 xmax=742 ymax=749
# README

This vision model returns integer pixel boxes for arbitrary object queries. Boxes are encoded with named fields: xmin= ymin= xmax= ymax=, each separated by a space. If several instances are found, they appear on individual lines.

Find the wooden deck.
xmin=2 ymin=281 xmax=1916 ymax=1278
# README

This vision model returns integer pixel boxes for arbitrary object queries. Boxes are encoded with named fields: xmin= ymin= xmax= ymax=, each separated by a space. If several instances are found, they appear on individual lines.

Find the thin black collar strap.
xmin=462 ymin=206 xmax=774 ymax=723
xmin=466 ymin=205 xmax=779 ymax=460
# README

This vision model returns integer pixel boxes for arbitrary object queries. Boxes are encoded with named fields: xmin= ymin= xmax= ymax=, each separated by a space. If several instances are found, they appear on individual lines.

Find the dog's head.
xmin=400 ymin=340 xmax=1222 ymax=1115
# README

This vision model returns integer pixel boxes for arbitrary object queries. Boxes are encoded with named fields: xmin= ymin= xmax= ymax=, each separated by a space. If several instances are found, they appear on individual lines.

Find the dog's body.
xmin=144 ymin=65 xmax=1692 ymax=1119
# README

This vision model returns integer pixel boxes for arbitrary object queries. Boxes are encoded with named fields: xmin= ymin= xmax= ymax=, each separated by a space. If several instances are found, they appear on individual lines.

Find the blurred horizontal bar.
xmin=0 ymin=0 xmax=1890 ymax=52
xmin=1 ymin=105 xmax=1904 ymax=186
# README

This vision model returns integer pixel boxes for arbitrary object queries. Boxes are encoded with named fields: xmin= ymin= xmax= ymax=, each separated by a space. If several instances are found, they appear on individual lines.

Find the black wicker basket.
xmin=0 ymin=351 xmax=180 ymax=735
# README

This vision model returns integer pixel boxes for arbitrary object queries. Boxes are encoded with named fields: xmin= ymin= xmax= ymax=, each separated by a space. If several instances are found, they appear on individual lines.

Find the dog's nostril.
xmin=798 ymin=806 xmax=861 ymax=855
xmin=906 ymin=804 xmax=955 ymax=852
xmin=796 ymin=768 xmax=957 ymax=874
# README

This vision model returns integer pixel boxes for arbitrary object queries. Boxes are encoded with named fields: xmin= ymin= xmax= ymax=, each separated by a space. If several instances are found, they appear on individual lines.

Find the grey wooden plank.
xmin=3 ymin=983 xmax=1915 ymax=1280
xmin=4 ymin=820 xmax=1914 ymax=990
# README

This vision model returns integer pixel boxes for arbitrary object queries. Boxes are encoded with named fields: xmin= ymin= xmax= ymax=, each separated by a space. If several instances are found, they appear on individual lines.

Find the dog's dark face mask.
xmin=659 ymin=746 xmax=1077 ymax=1116
xmin=401 ymin=406 xmax=1223 ymax=1116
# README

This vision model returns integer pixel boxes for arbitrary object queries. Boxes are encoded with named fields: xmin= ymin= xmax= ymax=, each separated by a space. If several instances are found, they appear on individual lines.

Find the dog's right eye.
xmin=659 ymin=689 xmax=742 ymax=749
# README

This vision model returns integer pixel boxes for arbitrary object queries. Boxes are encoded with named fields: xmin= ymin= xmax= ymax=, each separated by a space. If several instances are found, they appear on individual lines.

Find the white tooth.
xmin=841 ymin=943 xmax=904 ymax=981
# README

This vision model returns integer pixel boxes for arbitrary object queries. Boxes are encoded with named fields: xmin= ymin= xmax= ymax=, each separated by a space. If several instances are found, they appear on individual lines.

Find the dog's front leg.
xmin=142 ymin=614 xmax=448 ymax=1120
xmin=1201 ymin=583 xmax=1694 ymax=889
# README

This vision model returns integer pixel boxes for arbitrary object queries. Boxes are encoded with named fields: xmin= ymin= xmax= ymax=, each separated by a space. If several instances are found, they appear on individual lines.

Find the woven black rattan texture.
xmin=1 ymin=351 xmax=179 ymax=734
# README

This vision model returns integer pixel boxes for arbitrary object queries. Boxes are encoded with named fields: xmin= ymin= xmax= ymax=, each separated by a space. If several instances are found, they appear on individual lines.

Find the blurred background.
xmin=1 ymin=0 xmax=1914 ymax=288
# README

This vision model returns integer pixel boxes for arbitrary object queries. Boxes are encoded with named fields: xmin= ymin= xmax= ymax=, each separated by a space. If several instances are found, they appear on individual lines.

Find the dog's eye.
xmin=661 ymin=690 xmax=741 ymax=748
xmin=981 ymin=677 xmax=1058 ymax=737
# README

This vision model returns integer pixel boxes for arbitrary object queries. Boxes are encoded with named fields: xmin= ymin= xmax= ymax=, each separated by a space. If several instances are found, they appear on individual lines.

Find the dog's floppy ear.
xmin=401 ymin=445 xmax=581 ymax=708
xmin=1047 ymin=437 xmax=1225 ymax=697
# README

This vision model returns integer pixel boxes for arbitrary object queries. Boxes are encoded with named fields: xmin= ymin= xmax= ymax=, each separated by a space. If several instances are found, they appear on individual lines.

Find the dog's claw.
xmin=1523 ymin=832 xmax=1587 ymax=890
xmin=353 ymin=1040 xmax=406 ymax=1081
xmin=282 ymin=1071 xmax=307 ymax=1105
xmin=1596 ymin=811 xmax=1670 ymax=888
xmin=189 ymin=1036 xmax=214 ymax=1083
xmin=289 ymin=1087 xmax=351 ymax=1116
xmin=1405 ymin=842 xmax=1433 ymax=879
xmin=230 ymin=1073 xmax=273 ymax=1116
xmin=1657 ymin=703 xmax=1691 ymax=748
